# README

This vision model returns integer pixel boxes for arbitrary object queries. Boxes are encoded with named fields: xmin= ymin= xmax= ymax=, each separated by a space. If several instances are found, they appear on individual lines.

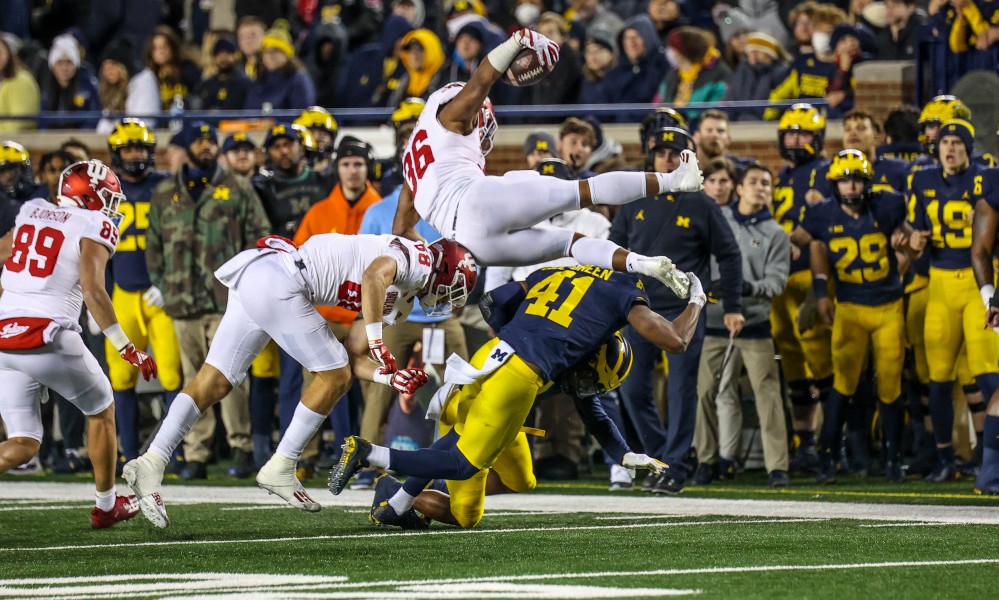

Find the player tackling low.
xmin=0 ymin=160 xmax=158 ymax=528
xmin=392 ymin=28 xmax=703 ymax=298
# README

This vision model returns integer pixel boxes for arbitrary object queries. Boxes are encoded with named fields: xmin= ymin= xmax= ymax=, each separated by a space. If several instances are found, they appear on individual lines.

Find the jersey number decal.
xmin=5 ymin=224 xmax=66 ymax=278
xmin=925 ymin=199 xmax=972 ymax=249
xmin=413 ymin=241 xmax=432 ymax=267
xmin=828 ymin=232 xmax=889 ymax=283
xmin=402 ymin=129 xmax=435 ymax=194
xmin=116 ymin=201 xmax=148 ymax=251
xmin=524 ymin=271 xmax=595 ymax=328
xmin=336 ymin=280 xmax=362 ymax=312
xmin=772 ymin=186 xmax=797 ymax=234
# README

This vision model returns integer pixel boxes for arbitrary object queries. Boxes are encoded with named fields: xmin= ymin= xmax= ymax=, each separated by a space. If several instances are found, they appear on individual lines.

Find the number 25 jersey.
xmin=404 ymin=84 xmax=486 ymax=236
xmin=499 ymin=266 xmax=649 ymax=381
xmin=0 ymin=198 xmax=118 ymax=324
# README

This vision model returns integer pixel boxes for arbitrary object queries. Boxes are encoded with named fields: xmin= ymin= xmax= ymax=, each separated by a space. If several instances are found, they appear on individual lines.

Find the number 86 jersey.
xmin=404 ymin=84 xmax=486 ymax=236
xmin=0 ymin=198 xmax=118 ymax=325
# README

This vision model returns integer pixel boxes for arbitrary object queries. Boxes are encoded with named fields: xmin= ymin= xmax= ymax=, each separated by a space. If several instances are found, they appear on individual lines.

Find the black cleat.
xmin=328 ymin=436 xmax=371 ymax=495
xmin=790 ymin=445 xmax=820 ymax=474
xmin=768 ymin=470 xmax=791 ymax=487
xmin=369 ymin=474 xmax=430 ymax=530
xmin=651 ymin=473 xmax=685 ymax=495
xmin=717 ymin=458 xmax=738 ymax=481
xmin=693 ymin=463 xmax=715 ymax=485
xmin=816 ymin=459 xmax=837 ymax=485
xmin=884 ymin=461 xmax=906 ymax=484
xmin=924 ymin=460 xmax=957 ymax=483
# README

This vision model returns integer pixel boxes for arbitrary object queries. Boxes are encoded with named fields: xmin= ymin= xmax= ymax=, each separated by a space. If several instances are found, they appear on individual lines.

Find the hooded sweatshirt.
xmin=398 ymin=29 xmax=445 ymax=98
xmin=601 ymin=14 xmax=669 ymax=104
xmin=705 ymin=203 xmax=789 ymax=338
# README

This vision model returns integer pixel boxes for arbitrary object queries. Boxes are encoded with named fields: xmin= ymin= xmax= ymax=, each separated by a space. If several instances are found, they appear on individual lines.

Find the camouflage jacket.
xmin=146 ymin=165 xmax=270 ymax=319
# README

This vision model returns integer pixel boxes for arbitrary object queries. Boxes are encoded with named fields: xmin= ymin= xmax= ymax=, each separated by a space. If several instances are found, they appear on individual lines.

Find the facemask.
xmin=666 ymin=46 xmax=681 ymax=69
xmin=515 ymin=3 xmax=541 ymax=26
xmin=812 ymin=31 xmax=831 ymax=54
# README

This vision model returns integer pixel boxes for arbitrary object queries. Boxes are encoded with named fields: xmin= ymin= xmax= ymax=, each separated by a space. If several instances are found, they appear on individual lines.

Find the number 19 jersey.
xmin=404 ymin=84 xmax=486 ymax=236
xmin=0 ymin=199 xmax=118 ymax=324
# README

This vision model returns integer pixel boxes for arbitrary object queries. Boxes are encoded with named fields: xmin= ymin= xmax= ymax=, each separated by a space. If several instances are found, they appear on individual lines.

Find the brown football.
xmin=505 ymin=48 xmax=551 ymax=87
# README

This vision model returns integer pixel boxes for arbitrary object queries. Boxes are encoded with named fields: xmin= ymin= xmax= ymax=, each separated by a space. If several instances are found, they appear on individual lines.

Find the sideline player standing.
xmin=0 ymin=160 xmax=158 ymax=528
xmin=392 ymin=28 xmax=703 ymax=298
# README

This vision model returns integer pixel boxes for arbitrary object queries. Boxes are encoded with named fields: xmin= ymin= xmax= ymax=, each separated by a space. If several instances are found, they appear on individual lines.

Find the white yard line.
xmin=858 ymin=522 xmax=953 ymax=528
xmin=0 ymin=504 xmax=89 ymax=512
xmin=2 ymin=518 xmax=818 ymax=553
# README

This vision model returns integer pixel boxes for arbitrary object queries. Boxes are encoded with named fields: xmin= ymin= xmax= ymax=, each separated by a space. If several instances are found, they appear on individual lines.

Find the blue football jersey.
xmin=111 ymin=171 xmax=169 ymax=292
xmin=498 ymin=266 xmax=649 ymax=381
xmin=774 ymin=157 xmax=832 ymax=273
xmin=802 ymin=192 xmax=906 ymax=305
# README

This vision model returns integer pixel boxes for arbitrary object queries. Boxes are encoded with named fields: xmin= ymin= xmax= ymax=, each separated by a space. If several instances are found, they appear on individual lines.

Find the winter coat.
xmin=527 ymin=42 xmax=582 ymax=107
xmin=0 ymin=68 xmax=40 ymax=131
xmin=244 ymin=67 xmax=317 ymax=111
xmin=601 ymin=15 xmax=669 ymax=104
xmin=722 ymin=59 xmax=790 ymax=121
xmin=305 ymin=20 xmax=350 ymax=108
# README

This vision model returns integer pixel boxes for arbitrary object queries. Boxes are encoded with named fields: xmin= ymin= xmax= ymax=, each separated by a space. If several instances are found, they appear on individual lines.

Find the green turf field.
xmin=2 ymin=470 xmax=998 ymax=599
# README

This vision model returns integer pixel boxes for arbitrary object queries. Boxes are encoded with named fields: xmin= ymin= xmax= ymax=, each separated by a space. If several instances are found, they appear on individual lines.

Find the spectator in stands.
xmin=236 ymin=16 xmax=266 ymax=79
xmin=693 ymin=110 xmax=753 ymax=174
xmin=96 ymin=39 xmax=160 ymax=134
xmin=876 ymin=0 xmax=925 ymax=60
xmin=367 ymin=15 xmax=415 ymax=108
xmin=578 ymin=27 xmax=617 ymax=104
xmin=826 ymin=24 xmax=876 ymax=118
xmin=524 ymin=131 xmax=557 ymax=169
xmin=647 ymin=0 xmax=687 ymax=46
xmin=714 ymin=4 xmax=754 ymax=68
xmin=383 ymin=28 xmax=444 ymax=107
xmin=729 ymin=0 xmax=791 ymax=47
xmin=602 ymin=15 xmax=668 ymax=104
xmin=723 ymin=31 xmax=790 ymax=121
xmin=393 ymin=0 xmax=426 ymax=27
xmin=318 ymin=0 xmax=386 ymax=51
xmin=0 ymin=35 xmax=39 ymax=131
xmin=303 ymin=19 xmax=348 ymax=108
xmin=877 ymin=104 xmax=923 ymax=162
xmin=442 ymin=23 xmax=484 ymax=83
xmin=529 ymin=12 xmax=583 ymax=107
xmin=244 ymin=24 xmax=317 ymax=111
xmin=787 ymin=0 xmax=820 ymax=55
xmin=557 ymin=117 xmax=597 ymax=177
xmin=146 ymin=26 xmax=202 ymax=111
xmin=582 ymin=115 xmax=630 ymax=174
xmin=660 ymin=26 xmax=730 ymax=112
xmin=195 ymin=36 xmax=251 ymax=111
xmin=37 ymin=150 xmax=75 ymax=200
xmin=512 ymin=0 xmax=543 ymax=29
xmin=221 ymin=133 xmax=259 ymax=179
xmin=60 ymin=138 xmax=90 ymax=162
xmin=701 ymin=157 xmax=737 ymax=206
xmin=764 ymin=4 xmax=847 ymax=120
xmin=569 ymin=0 xmax=625 ymax=41
xmin=40 ymin=33 xmax=100 ymax=130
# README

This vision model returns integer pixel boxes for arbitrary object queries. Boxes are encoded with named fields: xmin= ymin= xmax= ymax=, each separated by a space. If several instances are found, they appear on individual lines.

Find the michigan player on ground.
xmin=328 ymin=265 xmax=705 ymax=528
xmin=771 ymin=103 xmax=834 ymax=472
xmin=797 ymin=150 xmax=913 ymax=484
xmin=104 ymin=119 xmax=183 ymax=462
xmin=908 ymin=118 xmax=999 ymax=481
xmin=391 ymin=27 xmax=700 ymax=299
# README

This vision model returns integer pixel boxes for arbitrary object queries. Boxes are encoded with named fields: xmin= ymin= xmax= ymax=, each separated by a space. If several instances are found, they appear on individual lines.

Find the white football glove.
xmin=686 ymin=272 xmax=706 ymax=307
xmin=621 ymin=452 xmax=668 ymax=478
xmin=143 ymin=286 xmax=165 ymax=308
xmin=674 ymin=150 xmax=705 ymax=192
xmin=514 ymin=28 xmax=560 ymax=69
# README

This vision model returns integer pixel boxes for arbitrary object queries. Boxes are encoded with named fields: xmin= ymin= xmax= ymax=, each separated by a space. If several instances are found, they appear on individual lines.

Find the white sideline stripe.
xmin=0 ymin=504 xmax=91 ymax=512
xmin=858 ymin=522 xmax=953 ymax=528
xmin=218 ymin=505 xmax=293 ymax=511
xmin=3 ymin=518 xmax=817 ymax=553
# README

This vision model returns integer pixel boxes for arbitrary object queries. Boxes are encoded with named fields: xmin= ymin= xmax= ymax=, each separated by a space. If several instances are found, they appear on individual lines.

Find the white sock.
xmin=275 ymin=402 xmax=326 ymax=461
xmin=569 ymin=237 xmax=620 ymax=270
xmin=368 ymin=444 xmax=390 ymax=469
xmin=95 ymin=487 xmax=115 ymax=511
xmin=625 ymin=252 xmax=649 ymax=274
xmin=388 ymin=488 xmax=416 ymax=514
xmin=587 ymin=172 xmax=648 ymax=206
xmin=148 ymin=393 xmax=201 ymax=462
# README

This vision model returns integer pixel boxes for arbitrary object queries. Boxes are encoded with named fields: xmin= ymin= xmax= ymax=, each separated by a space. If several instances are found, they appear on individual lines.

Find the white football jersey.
xmin=403 ymin=83 xmax=486 ymax=236
xmin=297 ymin=234 xmax=432 ymax=325
xmin=0 ymin=199 xmax=118 ymax=326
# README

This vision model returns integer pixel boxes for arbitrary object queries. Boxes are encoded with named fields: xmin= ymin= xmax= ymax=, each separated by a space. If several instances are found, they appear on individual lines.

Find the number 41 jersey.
xmin=0 ymin=198 xmax=118 ymax=324
xmin=498 ymin=266 xmax=649 ymax=381
xmin=404 ymin=83 xmax=486 ymax=236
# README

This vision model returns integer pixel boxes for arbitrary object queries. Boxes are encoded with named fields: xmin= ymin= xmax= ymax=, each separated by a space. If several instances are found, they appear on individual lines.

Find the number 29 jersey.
xmin=404 ymin=83 xmax=486 ymax=236
xmin=498 ymin=266 xmax=649 ymax=381
xmin=0 ymin=198 xmax=118 ymax=324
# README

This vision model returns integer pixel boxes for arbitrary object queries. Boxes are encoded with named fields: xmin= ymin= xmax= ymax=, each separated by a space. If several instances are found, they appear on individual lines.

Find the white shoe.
xmin=634 ymin=256 xmax=691 ymax=298
xmin=609 ymin=464 xmax=634 ymax=491
xmin=673 ymin=150 xmax=704 ymax=193
xmin=256 ymin=454 xmax=321 ymax=512
xmin=9 ymin=456 xmax=42 ymax=475
xmin=123 ymin=452 xmax=169 ymax=528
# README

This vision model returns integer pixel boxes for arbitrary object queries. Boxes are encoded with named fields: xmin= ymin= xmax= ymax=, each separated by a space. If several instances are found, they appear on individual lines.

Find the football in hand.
xmin=505 ymin=48 xmax=552 ymax=87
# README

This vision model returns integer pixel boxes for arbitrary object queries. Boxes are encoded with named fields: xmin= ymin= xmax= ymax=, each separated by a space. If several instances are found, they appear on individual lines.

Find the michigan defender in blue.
xmin=328 ymin=265 xmax=705 ymax=528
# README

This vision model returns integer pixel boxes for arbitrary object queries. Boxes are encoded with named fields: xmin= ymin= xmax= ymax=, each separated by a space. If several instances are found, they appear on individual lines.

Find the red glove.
xmin=369 ymin=339 xmax=398 ymax=374
xmin=121 ymin=344 xmax=158 ymax=381
xmin=515 ymin=28 xmax=560 ymax=69
xmin=390 ymin=369 xmax=429 ymax=394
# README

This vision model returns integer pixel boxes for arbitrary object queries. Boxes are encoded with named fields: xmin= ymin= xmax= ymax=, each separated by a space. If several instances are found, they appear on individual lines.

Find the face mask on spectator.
xmin=811 ymin=31 xmax=831 ymax=54
xmin=515 ymin=3 xmax=540 ymax=26
xmin=666 ymin=46 xmax=681 ymax=69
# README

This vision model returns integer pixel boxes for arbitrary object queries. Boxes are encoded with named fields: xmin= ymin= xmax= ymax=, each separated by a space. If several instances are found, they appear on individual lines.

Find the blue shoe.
xmin=717 ymin=458 xmax=737 ymax=481
xmin=369 ymin=474 xmax=430 ymax=530
xmin=350 ymin=469 xmax=378 ymax=490
xmin=768 ymin=470 xmax=791 ymax=487
xmin=816 ymin=459 xmax=837 ymax=485
xmin=328 ymin=436 xmax=371 ymax=495
xmin=693 ymin=463 xmax=715 ymax=485
xmin=924 ymin=460 xmax=957 ymax=483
